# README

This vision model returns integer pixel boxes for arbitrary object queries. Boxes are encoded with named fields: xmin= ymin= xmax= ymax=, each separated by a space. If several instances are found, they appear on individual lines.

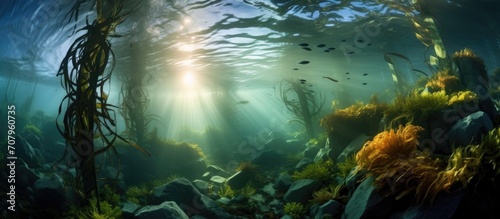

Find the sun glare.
xmin=183 ymin=72 xmax=195 ymax=86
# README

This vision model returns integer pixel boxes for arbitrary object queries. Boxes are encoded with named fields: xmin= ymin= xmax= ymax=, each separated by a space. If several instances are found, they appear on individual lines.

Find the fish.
xmin=236 ymin=100 xmax=249 ymax=105
xmin=328 ymin=47 xmax=336 ymax=50
xmin=342 ymin=39 xmax=346 ymax=42
xmin=299 ymin=79 xmax=306 ymax=84
xmin=299 ymin=61 xmax=310 ymax=65
xmin=345 ymin=72 xmax=349 ymax=74
xmin=317 ymin=44 xmax=326 ymax=48
xmin=362 ymin=83 xmax=367 ymax=85
xmin=367 ymin=43 xmax=372 ymax=46
xmin=347 ymin=51 xmax=355 ymax=54
xmin=293 ymin=68 xmax=299 ymax=70
xmin=347 ymin=78 xmax=351 ymax=80
xmin=323 ymin=50 xmax=330 ymax=53
xmin=323 ymin=76 xmax=339 ymax=82
xmin=357 ymin=39 xmax=364 ymax=43
xmin=299 ymin=43 xmax=309 ymax=47
xmin=303 ymin=47 xmax=312 ymax=51
xmin=363 ymin=73 xmax=368 ymax=76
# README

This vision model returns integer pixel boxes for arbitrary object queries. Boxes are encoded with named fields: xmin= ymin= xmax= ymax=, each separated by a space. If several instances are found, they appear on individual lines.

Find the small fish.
xmin=363 ymin=73 xmax=368 ymax=76
xmin=299 ymin=79 xmax=306 ymax=84
xmin=362 ymin=83 xmax=367 ymax=85
xmin=323 ymin=76 xmax=339 ymax=82
xmin=323 ymin=50 xmax=330 ymax=53
xmin=367 ymin=43 xmax=372 ymax=46
xmin=236 ymin=100 xmax=249 ymax=104
xmin=317 ymin=44 xmax=326 ymax=48
xmin=308 ymin=90 xmax=315 ymax=93
xmin=357 ymin=39 xmax=364 ymax=43
xmin=303 ymin=47 xmax=312 ymax=51
xmin=345 ymin=72 xmax=349 ymax=75
xmin=347 ymin=51 xmax=355 ymax=54
xmin=293 ymin=68 xmax=299 ymax=70
xmin=299 ymin=43 xmax=309 ymax=47
xmin=328 ymin=47 xmax=336 ymax=50
xmin=299 ymin=61 xmax=310 ymax=65
xmin=342 ymin=39 xmax=346 ymax=42
xmin=347 ymin=78 xmax=351 ymax=80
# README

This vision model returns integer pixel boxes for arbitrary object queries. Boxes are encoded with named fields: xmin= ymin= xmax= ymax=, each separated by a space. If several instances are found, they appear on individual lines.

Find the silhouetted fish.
xmin=362 ymin=83 xmax=367 ymax=85
xmin=236 ymin=100 xmax=249 ymax=104
xmin=328 ymin=47 xmax=336 ymax=50
xmin=299 ymin=61 xmax=310 ymax=65
xmin=317 ymin=44 xmax=326 ymax=48
xmin=323 ymin=76 xmax=338 ymax=82
xmin=293 ymin=68 xmax=299 ymax=70
xmin=345 ymin=72 xmax=349 ymax=74
xmin=299 ymin=79 xmax=306 ymax=84
xmin=363 ymin=73 xmax=368 ymax=76
xmin=299 ymin=43 xmax=309 ymax=47
xmin=367 ymin=43 xmax=372 ymax=46
xmin=347 ymin=51 xmax=355 ymax=54
xmin=303 ymin=47 xmax=312 ymax=51
xmin=342 ymin=39 xmax=346 ymax=42
xmin=357 ymin=39 xmax=364 ymax=43
xmin=324 ymin=50 xmax=330 ymax=52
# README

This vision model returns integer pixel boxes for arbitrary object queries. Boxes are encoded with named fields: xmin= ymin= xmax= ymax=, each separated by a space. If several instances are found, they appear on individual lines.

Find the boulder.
xmin=342 ymin=176 xmax=401 ymax=219
xmin=135 ymin=201 xmax=189 ymax=219
xmin=446 ymin=111 xmax=493 ymax=153
xmin=226 ymin=171 xmax=252 ymax=190
xmin=274 ymin=173 xmax=293 ymax=192
xmin=337 ymin=135 xmax=370 ymax=163
xmin=284 ymin=179 xmax=321 ymax=204
xmin=313 ymin=200 xmax=343 ymax=219
xmin=122 ymin=201 xmax=140 ymax=219
xmin=390 ymin=191 xmax=463 ymax=219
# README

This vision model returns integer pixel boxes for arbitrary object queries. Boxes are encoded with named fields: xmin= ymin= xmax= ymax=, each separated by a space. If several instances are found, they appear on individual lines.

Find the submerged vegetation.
xmin=279 ymin=78 xmax=325 ymax=139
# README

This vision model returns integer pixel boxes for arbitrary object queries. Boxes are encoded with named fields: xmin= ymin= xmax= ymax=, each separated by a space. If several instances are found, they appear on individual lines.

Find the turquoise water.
xmin=1 ymin=0 xmax=500 ymax=218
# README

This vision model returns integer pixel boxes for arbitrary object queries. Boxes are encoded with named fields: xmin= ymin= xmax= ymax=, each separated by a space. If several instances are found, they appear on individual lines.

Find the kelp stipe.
xmin=55 ymin=0 xmax=149 ymax=212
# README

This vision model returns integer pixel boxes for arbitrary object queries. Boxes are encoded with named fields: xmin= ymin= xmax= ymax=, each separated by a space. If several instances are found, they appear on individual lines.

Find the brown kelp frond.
xmin=356 ymin=124 xmax=424 ymax=170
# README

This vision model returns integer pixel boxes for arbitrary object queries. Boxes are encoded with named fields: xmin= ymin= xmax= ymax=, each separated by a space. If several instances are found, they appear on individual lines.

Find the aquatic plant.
xmin=125 ymin=185 xmax=150 ymax=205
xmin=279 ymin=78 xmax=325 ymax=139
xmin=311 ymin=184 xmax=342 ymax=205
xmin=283 ymin=202 xmax=307 ymax=219
xmin=452 ymin=48 xmax=489 ymax=85
xmin=425 ymin=69 xmax=463 ymax=94
xmin=22 ymin=124 xmax=43 ymax=138
xmin=56 ymin=0 xmax=150 ymax=211
xmin=238 ymin=184 xmax=257 ymax=198
xmin=320 ymin=96 xmax=386 ymax=139
xmin=384 ymin=90 xmax=448 ymax=127
xmin=292 ymin=160 xmax=333 ymax=182
xmin=336 ymin=154 xmax=357 ymax=179
xmin=448 ymin=90 xmax=478 ymax=106
xmin=355 ymin=125 xmax=442 ymax=202
xmin=218 ymin=183 xmax=236 ymax=198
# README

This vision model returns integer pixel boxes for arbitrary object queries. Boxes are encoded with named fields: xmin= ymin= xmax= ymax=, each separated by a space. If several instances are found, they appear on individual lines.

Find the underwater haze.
xmin=1 ymin=0 xmax=500 ymax=218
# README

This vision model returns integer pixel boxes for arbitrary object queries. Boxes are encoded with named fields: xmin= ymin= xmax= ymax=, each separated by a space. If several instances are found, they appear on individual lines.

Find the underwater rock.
xmin=135 ymin=201 xmax=189 ymax=219
xmin=274 ymin=173 xmax=293 ymax=192
xmin=210 ymin=176 xmax=227 ymax=184
xmin=227 ymin=171 xmax=252 ymax=190
xmin=390 ymin=190 xmax=463 ymax=219
xmin=16 ymin=165 xmax=40 ymax=190
xmin=193 ymin=179 xmax=210 ymax=194
xmin=251 ymin=150 xmax=287 ymax=167
xmin=98 ymin=166 xmax=127 ymax=193
xmin=122 ymin=201 xmax=140 ymax=219
xmin=303 ymin=146 xmax=321 ymax=159
xmin=152 ymin=178 xmax=221 ymax=217
xmin=206 ymin=165 xmax=230 ymax=177
xmin=342 ymin=176 xmax=398 ymax=219
xmin=33 ymin=174 xmax=65 ymax=210
xmin=446 ymin=111 xmax=493 ymax=152
xmin=16 ymin=135 xmax=43 ymax=168
xmin=284 ymin=179 xmax=321 ymax=204
xmin=337 ymin=134 xmax=370 ymax=163
xmin=264 ymin=138 xmax=287 ymax=150
xmin=295 ymin=157 xmax=314 ymax=171
xmin=312 ymin=200 xmax=343 ymax=219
